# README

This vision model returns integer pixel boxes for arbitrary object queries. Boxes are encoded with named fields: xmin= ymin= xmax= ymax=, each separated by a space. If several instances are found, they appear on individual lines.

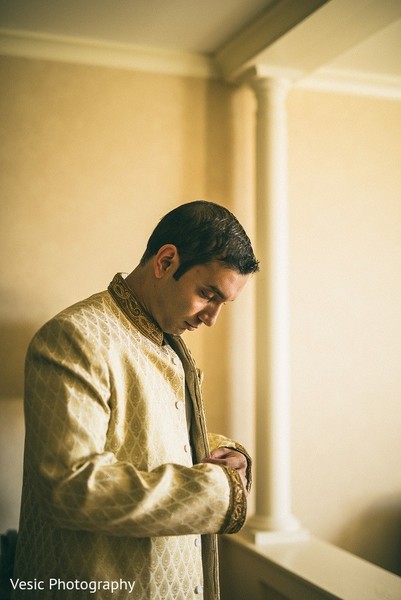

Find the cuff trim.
xmin=219 ymin=467 xmax=247 ymax=534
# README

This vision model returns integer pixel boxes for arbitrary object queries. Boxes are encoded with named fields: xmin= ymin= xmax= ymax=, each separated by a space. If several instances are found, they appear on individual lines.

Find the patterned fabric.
xmin=13 ymin=274 xmax=250 ymax=599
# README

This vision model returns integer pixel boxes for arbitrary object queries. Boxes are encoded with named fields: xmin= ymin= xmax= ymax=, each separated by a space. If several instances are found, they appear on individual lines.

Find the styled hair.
xmin=140 ymin=200 xmax=259 ymax=279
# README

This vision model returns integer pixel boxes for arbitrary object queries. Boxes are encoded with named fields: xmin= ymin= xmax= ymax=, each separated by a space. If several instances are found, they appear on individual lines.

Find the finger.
xmin=210 ymin=449 xmax=247 ymax=469
xmin=203 ymin=456 xmax=245 ymax=471
xmin=209 ymin=448 xmax=230 ymax=459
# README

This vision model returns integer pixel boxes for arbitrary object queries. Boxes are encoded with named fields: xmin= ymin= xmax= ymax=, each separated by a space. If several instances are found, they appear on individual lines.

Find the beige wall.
xmin=288 ymin=89 xmax=401 ymax=575
xmin=1 ymin=54 xmax=400 ymax=576
xmin=0 ymin=54 xmax=236 ymax=399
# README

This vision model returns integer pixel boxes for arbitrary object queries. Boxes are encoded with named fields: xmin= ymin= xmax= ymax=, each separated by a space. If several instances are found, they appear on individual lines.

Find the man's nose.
xmin=199 ymin=303 xmax=222 ymax=327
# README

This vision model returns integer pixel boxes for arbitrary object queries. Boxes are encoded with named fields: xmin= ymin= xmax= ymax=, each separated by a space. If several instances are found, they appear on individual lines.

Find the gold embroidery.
xmin=219 ymin=467 xmax=247 ymax=535
xmin=108 ymin=273 xmax=164 ymax=346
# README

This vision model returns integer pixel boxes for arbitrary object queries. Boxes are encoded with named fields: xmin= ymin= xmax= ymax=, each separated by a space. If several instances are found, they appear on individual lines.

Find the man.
xmin=12 ymin=200 xmax=259 ymax=599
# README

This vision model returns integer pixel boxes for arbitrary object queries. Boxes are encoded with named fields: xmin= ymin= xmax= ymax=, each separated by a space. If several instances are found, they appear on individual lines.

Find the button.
xmin=194 ymin=537 xmax=201 ymax=547
xmin=175 ymin=400 xmax=184 ymax=410
xmin=184 ymin=444 xmax=189 ymax=453
xmin=194 ymin=585 xmax=203 ymax=595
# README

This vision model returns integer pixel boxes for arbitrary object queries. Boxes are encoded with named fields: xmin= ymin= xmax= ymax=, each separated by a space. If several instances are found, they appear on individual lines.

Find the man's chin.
xmin=163 ymin=325 xmax=185 ymax=336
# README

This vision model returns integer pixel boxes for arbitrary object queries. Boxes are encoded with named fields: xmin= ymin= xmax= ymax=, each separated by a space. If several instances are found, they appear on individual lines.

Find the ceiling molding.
xmin=297 ymin=67 xmax=401 ymax=100
xmin=233 ymin=63 xmax=401 ymax=101
xmin=1 ymin=12 xmax=401 ymax=102
xmin=0 ymin=28 xmax=219 ymax=78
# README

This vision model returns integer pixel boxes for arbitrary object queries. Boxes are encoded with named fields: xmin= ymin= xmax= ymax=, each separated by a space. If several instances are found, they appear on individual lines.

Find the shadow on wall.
xmin=0 ymin=323 xmax=37 ymax=398
xmin=0 ymin=324 xmax=34 ymax=531
xmin=336 ymin=496 xmax=401 ymax=577
xmin=0 ymin=398 xmax=24 ymax=532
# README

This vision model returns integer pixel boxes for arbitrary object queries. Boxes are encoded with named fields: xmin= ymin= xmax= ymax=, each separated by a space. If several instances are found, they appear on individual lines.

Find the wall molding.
xmin=1 ymin=27 xmax=401 ymax=100
xmin=0 ymin=28 xmax=219 ymax=79
xmin=298 ymin=66 xmax=401 ymax=101
xmin=234 ymin=63 xmax=401 ymax=101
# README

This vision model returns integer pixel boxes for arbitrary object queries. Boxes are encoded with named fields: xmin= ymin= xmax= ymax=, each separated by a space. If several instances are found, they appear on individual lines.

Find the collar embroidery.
xmin=108 ymin=273 xmax=164 ymax=346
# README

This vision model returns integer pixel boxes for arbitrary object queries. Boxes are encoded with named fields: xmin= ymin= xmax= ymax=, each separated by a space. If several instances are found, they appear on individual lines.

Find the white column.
xmin=245 ymin=76 xmax=305 ymax=544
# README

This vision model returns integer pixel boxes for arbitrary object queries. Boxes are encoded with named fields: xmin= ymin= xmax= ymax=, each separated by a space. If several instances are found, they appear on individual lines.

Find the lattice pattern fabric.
xmin=12 ymin=274 xmax=250 ymax=599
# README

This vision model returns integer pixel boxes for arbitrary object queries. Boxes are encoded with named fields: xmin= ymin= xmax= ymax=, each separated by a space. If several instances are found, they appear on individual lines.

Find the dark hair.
xmin=140 ymin=200 xmax=259 ymax=279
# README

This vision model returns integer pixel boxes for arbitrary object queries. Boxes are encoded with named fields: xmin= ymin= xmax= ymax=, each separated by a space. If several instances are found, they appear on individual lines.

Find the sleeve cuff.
xmin=219 ymin=467 xmax=247 ymax=535
xmin=229 ymin=442 xmax=252 ymax=493
xmin=216 ymin=442 xmax=252 ymax=493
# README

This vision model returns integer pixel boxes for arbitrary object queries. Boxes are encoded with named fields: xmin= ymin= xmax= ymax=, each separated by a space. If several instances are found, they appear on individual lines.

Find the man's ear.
xmin=153 ymin=245 xmax=179 ymax=279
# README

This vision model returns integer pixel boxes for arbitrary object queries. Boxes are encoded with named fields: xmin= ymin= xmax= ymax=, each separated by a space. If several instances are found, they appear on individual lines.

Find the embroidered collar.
xmin=108 ymin=273 xmax=164 ymax=346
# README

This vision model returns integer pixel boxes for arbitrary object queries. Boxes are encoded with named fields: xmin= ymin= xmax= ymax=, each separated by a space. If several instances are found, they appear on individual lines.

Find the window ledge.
xmin=219 ymin=532 xmax=401 ymax=600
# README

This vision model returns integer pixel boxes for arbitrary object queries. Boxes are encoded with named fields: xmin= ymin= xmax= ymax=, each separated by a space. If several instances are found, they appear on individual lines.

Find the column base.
xmin=242 ymin=514 xmax=309 ymax=545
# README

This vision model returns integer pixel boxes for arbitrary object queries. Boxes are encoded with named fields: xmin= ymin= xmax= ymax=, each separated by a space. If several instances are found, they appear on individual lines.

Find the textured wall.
xmin=0 ymin=54 xmax=235 ymax=400
xmin=288 ymin=89 xmax=401 ymax=574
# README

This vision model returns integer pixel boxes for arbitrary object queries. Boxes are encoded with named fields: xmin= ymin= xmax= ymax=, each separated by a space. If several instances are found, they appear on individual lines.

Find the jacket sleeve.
xmin=23 ymin=317 xmax=246 ymax=538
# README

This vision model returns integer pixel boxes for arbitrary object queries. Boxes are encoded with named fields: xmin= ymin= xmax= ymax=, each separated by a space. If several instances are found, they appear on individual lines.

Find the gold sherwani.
xmin=13 ymin=274 xmax=250 ymax=599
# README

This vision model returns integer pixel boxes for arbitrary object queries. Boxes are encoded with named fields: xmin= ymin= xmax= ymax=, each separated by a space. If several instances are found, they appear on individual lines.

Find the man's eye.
xmin=200 ymin=290 xmax=213 ymax=301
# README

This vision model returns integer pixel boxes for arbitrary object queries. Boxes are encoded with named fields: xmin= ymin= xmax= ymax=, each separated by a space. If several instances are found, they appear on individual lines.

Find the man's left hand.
xmin=201 ymin=448 xmax=249 ymax=495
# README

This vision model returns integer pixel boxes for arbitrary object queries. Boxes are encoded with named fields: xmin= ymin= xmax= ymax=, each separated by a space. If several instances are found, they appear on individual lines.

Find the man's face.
xmin=152 ymin=258 xmax=249 ymax=336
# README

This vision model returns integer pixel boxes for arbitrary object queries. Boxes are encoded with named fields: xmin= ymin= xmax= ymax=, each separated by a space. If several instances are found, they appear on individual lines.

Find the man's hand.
xmin=201 ymin=448 xmax=249 ymax=495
